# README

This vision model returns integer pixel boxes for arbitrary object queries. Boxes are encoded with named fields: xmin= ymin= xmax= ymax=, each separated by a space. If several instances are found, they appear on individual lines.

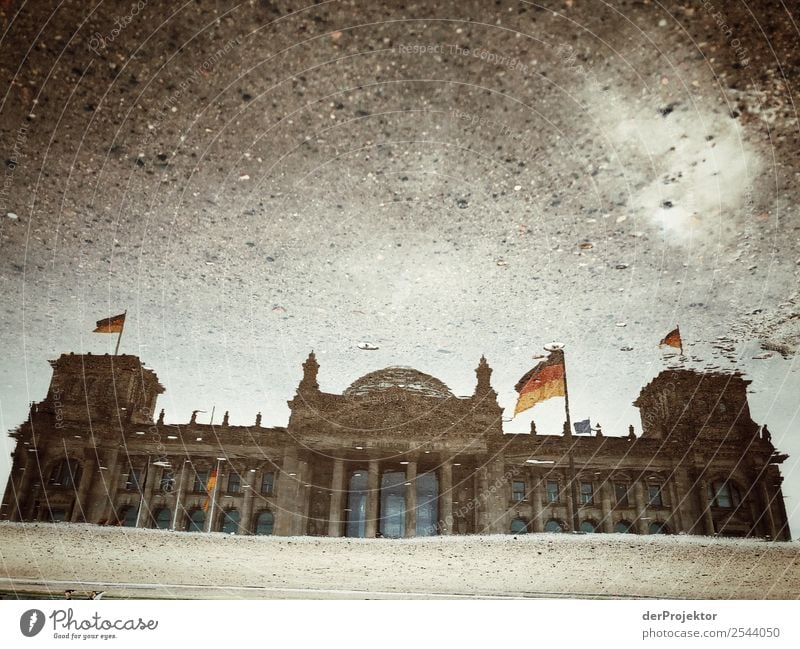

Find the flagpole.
xmin=560 ymin=348 xmax=581 ymax=533
xmin=677 ymin=324 xmax=683 ymax=356
xmin=114 ymin=310 xmax=127 ymax=356
xmin=206 ymin=458 xmax=223 ymax=533
xmin=135 ymin=456 xmax=149 ymax=528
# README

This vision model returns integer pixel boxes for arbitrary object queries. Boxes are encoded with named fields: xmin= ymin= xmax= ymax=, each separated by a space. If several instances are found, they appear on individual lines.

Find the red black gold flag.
xmin=93 ymin=312 xmax=126 ymax=333
xmin=202 ymin=469 xmax=218 ymax=511
xmin=514 ymin=350 xmax=566 ymax=416
xmin=659 ymin=327 xmax=682 ymax=352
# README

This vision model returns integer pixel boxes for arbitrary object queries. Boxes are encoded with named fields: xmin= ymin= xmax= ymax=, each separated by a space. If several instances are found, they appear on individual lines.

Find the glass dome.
xmin=343 ymin=366 xmax=454 ymax=399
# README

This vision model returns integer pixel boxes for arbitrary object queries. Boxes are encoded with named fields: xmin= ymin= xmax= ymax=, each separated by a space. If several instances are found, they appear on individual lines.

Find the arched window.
xmin=510 ymin=518 xmax=528 ymax=534
xmin=544 ymin=519 xmax=565 ymax=533
xmin=709 ymin=481 xmax=741 ymax=509
xmin=187 ymin=509 xmax=205 ymax=532
xmin=580 ymin=520 xmax=597 ymax=533
xmin=220 ymin=510 xmax=240 ymax=534
xmin=649 ymin=521 xmax=669 ymax=534
xmin=153 ymin=507 xmax=171 ymax=529
xmin=615 ymin=520 xmax=634 ymax=534
xmin=255 ymin=511 xmax=274 ymax=536
xmin=119 ymin=506 xmax=138 ymax=527
xmin=48 ymin=459 xmax=82 ymax=489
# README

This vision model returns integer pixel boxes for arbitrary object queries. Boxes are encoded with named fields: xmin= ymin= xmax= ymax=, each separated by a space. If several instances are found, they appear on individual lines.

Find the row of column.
xmin=326 ymin=458 xmax=455 ymax=538
xmin=4 ymin=447 xmax=787 ymax=540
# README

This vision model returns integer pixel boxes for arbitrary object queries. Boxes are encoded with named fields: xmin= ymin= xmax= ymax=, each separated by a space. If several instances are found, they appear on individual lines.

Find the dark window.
xmin=511 ymin=481 xmax=526 ymax=502
xmin=193 ymin=470 xmax=209 ymax=494
xmin=119 ymin=506 xmax=138 ymax=527
xmin=579 ymin=482 xmax=594 ymax=505
xmin=648 ymin=484 xmax=663 ymax=507
xmin=709 ymin=482 xmax=740 ymax=509
xmin=48 ymin=508 xmax=67 ymax=523
xmin=220 ymin=510 xmax=240 ymax=534
xmin=260 ymin=472 xmax=275 ymax=496
xmin=379 ymin=471 xmax=406 ymax=538
xmin=580 ymin=520 xmax=597 ymax=533
xmin=649 ymin=521 xmax=669 ymax=535
xmin=615 ymin=520 xmax=634 ymax=534
xmin=255 ymin=511 xmax=274 ymax=535
xmin=153 ymin=508 xmax=171 ymax=529
xmin=227 ymin=472 xmax=241 ymax=494
xmin=159 ymin=471 xmax=175 ymax=493
xmin=546 ymin=480 xmax=560 ymax=503
xmin=614 ymin=482 xmax=630 ymax=507
xmin=126 ymin=469 xmax=142 ymax=491
xmin=544 ymin=519 xmax=564 ymax=533
xmin=49 ymin=460 xmax=82 ymax=489
xmin=187 ymin=509 xmax=205 ymax=532
xmin=345 ymin=471 xmax=368 ymax=538
xmin=510 ymin=519 xmax=528 ymax=534
xmin=415 ymin=472 xmax=439 ymax=537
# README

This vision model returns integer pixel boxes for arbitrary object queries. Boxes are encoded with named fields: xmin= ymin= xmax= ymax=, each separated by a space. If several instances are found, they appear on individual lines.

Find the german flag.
xmin=93 ymin=312 xmax=126 ymax=333
xmin=514 ymin=350 xmax=566 ymax=416
xmin=202 ymin=468 xmax=218 ymax=511
xmin=660 ymin=327 xmax=682 ymax=352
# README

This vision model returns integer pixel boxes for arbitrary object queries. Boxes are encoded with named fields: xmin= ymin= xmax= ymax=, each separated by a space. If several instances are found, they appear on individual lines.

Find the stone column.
xmin=70 ymin=457 xmax=97 ymax=523
xmin=476 ymin=465 xmax=490 ymax=533
xmin=136 ymin=458 xmax=159 ymax=528
xmin=759 ymin=479 xmax=777 ymax=539
xmin=633 ymin=480 xmax=648 ymax=534
xmin=365 ymin=459 xmax=380 ymax=538
xmin=328 ymin=458 xmax=346 ymax=537
xmin=172 ymin=460 xmax=191 ymax=531
xmin=86 ymin=448 xmax=120 ymax=523
xmin=7 ymin=451 xmax=34 ymax=521
xmin=239 ymin=467 xmax=257 ymax=535
xmin=404 ymin=460 xmax=417 ymax=537
xmin=531 ymin=471 xmax=544 ymax=532
xmin=23 ymin=449 xmax=53 ymax=521
xmin=275 ymin=449 xmax=301 ymax=536
xmin=698 ymin=476 xmax=715 ymax=535
xmin=440 ymin=460 xmax=453 ymax=535
xmin=674 ymin=467 xmax=697 ymax=533
xmin=600 ymin=477 xmax=614 ymax=533
xmin=667 ymin=477 xmax=683 ymax=532
xmin=746 ymin=491 xmax=762 ymax=538
xmin=298 ymin=457 xmax=312 ymax=535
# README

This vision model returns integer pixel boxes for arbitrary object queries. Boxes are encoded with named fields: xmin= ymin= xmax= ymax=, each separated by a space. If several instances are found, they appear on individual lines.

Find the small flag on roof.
xmin=573 ymin=418 xmax=591 ymax=435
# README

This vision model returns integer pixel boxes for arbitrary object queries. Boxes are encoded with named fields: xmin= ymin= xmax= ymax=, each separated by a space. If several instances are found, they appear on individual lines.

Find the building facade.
xmin=0 ymin=351 xmax=791 ymax=540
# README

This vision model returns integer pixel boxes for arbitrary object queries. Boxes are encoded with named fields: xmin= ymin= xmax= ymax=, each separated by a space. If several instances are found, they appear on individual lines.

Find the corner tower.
xmin=43 ymin=353 xmax=163 ymax=425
